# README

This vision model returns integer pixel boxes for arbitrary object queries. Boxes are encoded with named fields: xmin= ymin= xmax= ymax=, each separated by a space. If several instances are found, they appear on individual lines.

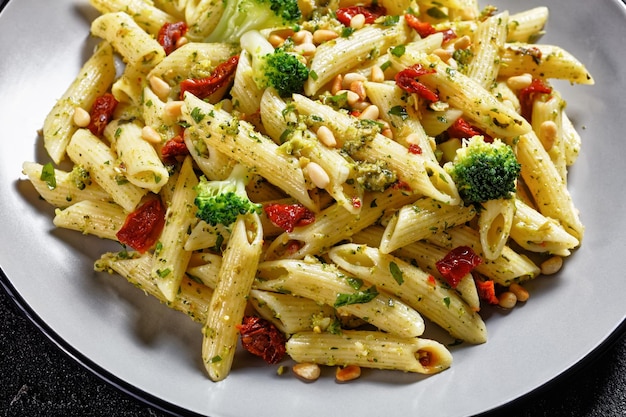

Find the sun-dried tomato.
xmin=475 ymin=276 xmax=499 ymax=305
xmin=179 ymin=55 xmax=239 ymax=100
xmin=446 ymin=118 xmax=493 ymax=142
xmin=237 ymin=316 xmax=286 ymax=365
xmin=519 ymin=78 xmax=552 ymax=121
xmin=395 ymin=64 xmax=439 ymax=102
xmin=404 ymin=14 xmax=457 ymax=42
xmin=264 ymin=203 xmax=315 ymax=233
xmin=408 ymin=143 xmax=422 ymax=154
xmin=336 ymin=5 xmax=386 ymax=26
xmin=116 ymin=197 xmax=166 ymax=253
xmin=88 ymin=93 xmax=118 ymax=136
xmin=436 ymin=246 xmax=482 ymax=288
xmin=157 ymin=21 xmax=188 ymax=55
xmin=161 ymin=133 xmax=189 ymax=161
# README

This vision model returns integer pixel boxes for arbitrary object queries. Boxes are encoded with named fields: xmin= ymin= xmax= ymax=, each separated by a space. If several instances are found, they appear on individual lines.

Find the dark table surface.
xmin=2 ymin=0 xmax=626 ymax=416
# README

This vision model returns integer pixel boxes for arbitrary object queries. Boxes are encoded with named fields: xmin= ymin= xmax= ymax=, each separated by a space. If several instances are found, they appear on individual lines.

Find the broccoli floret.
xmin=69 ymin=165 xmax=92 ymax=190
xmin=241 ymin=31 xmax=309 ymax=97
xmin=445 ymin=136 xmax=521 ymax=204
xmin=194 ymin=164 xmax=262 ymax=227
xmin=206 ymin=0 xmax=302 ymax=44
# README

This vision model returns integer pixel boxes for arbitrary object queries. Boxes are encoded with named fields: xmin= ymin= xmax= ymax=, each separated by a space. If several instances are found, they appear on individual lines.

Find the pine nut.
xmin=507 ymin=73 xmax=533 ymax=90
xmin=292 ymin=30 xmax=313 ymax=44
xmin=350 ymin=13 xmax=366 ymax=29
xmin=331 ymin=75 xmax=343 ymax=95
xmin=433 ymin=48 xmax=453 ymax=62
xmin=359 ymin=104 xmax=380 ymax=121
xmin=539 ymin=120 xmax=558 ymax=152
xmin=292 ymin=363 xmax=321 ymax=381
xmin=306 ymin=161 xmax=331 ymax=189
xmin=294 ymin=42 xmax=316 ymax=56
xmin=316 ymin=125 xmax=337 ymax=147
xmin=149 ymin=75 xmax=171 ymax=101
xmin=350 ymin=80 xmax=367 ymax=101
xmin=336 ymin=89 xmax=361 ymax=106
xmin=268 ymin=33 xmax=285 ymax=48
xmin=164 ymin=100 xmax=184 ymax=117
xmin=382 ymin=128 xmax=394 ymax=138
xmin=370 ymin=65 xmax=385 ymax=82
xmin=454 ymin=35 xmax=471 ymax=50
xmin=342 ymin=73 xmax=367 ymax=89
xmin=141 ymin=125 xmax=162 ymax=144
xmin=313 ymin=29 xmax=338 ymax=44
xmin=541 ymin=255 xmax=563 ymax=275
xmin=175 ymin=36 xmax=189 ymax=49
xmin=509 ymin=283 xmax=529 ymax=302
xmin=405 ymin=132 xmax=422 ymax=145
xmin=336 ymin=365 xmax=361 ymax=382
xmin=498 ymin=291 xmax=517 ymax=309
xmin=73 ymin=107 xmax=91 ymax=127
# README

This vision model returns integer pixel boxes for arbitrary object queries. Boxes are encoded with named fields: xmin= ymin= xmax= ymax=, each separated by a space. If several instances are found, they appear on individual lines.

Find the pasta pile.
xmin=22 ymin=0 xmax=593 ymax=382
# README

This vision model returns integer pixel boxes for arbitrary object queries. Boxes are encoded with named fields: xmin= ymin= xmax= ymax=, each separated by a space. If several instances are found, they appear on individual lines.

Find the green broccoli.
xmin=194 ymin=164 xmax=262 ymax=227
xmin=241 ymin=30 xmax=309 ymax=97
xmin=445 ymin=136 xmax=521 ymax=204
xmin=205 ymin=0 xmax=302 ymax=44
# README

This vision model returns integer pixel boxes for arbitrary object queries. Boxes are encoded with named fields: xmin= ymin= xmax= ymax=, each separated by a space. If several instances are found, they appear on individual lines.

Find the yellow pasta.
xmin=23 ymin=0 xmax=592 ymax=383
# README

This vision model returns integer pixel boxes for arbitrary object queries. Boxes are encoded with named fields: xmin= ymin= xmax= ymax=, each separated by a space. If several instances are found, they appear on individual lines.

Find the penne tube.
xmin=95 ymin=252 xmax=214 ymax=323
xmin=426 ymin=225 xmax=541 ymax=285
xmin=380 ymin=197 xmax=477 ymax=254
xmin=264 ymin=188 xmax=417 ymax=260
xmin=478 ymin=198 xmax=516 ymax=261
xmin=152 ymin=156 xmax=198 ymax=302
xmin=329 ymin=243 xmax=487 ymax=344
xmin=53 ymin=200 xmax=126 ymax=240
xmin=391 ymin=52 xmax=532 ymax=139
xmin=104 ymin=120 xmax=170 ymax=193
xmin=43 ymin=42 xmax=116 ymax=164
xmin=202 ymin=213 xmax=264 ymax=381
xmin=66 ymin=129 xmax=148 ymax=212
xmin=91 ymin=11 xmax=166 ymax=69
xmin=256 ymin=259 xmax=426 ymax=338
xmin=499 ymin=43 xmax=594 ymax=85
xmin=286 ymin=330 xmax=453 ymax=375
xmin=22 ymin=162 xmax=111 ymax=208
xmin=89 ymin=0 xmax=176 ymax=35
xmin=248 ymin=289 xmax=337 ymax=335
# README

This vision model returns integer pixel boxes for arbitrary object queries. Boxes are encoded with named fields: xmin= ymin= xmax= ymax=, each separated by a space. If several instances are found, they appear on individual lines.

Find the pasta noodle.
xmin=22 ymin=0 xmax=592 ymax=383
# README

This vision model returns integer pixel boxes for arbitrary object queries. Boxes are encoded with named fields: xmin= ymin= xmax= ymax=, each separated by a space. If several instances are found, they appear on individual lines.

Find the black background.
xmin=1 ymin=0 xmax=625 ymax=415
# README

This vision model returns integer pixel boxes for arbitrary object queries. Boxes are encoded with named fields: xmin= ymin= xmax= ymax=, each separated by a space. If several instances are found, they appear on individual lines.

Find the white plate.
xmin=1 ymin=0 xmax=625 ymax=416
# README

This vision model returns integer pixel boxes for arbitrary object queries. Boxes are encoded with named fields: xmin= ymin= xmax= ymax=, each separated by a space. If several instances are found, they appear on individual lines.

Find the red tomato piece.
xmin=161 ymin=133 xmax=189 ymax=161
xmin=475 ymin=277 xmax=499 ymax=305
xmin=264 ymin=203 xmax=315 ymax=233
xmin=157 ymin=21 xmax=188 ymax=55
xmin=519 ymin=78 xmax=552 ymax=121
xmin=237 ymin=316 xmax=286 ymax=365
xmin=88 ymin=93 xmax=118 ymax=136
xmin=405 ymin=14 xmax=457 ymax=42
xmin=336 ymin=5 xmax=386 ymax=26
xmin=395 ymin=65 xmax=439 ymax=102
xmin=446 ymin=118 xmax=493 ymax=142
xmin=116 ymin=197 xmax=166 ymax=253
xmin=408 ymin=143 xmax=423 ymax=154
xmin=436 ymin=246 xmax=482 ymax=288
xmin=179 ymin=55 xmax=239 ymax=100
